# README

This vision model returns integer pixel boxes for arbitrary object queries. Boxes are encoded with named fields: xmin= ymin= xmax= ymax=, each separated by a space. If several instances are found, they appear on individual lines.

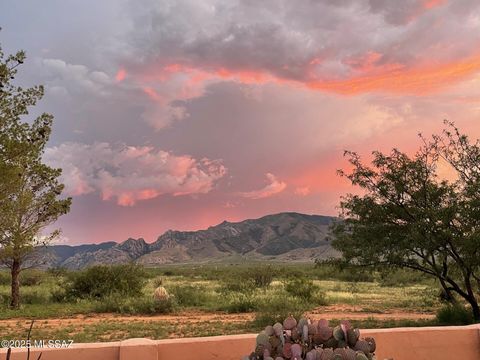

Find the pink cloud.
xmin=44 ymin=142 xmax=227 ymax=206
xmin=239 ymin=173 xmax=287 ymax=200
xmin=294 ymin=187 xmax=311 ymax=197
xmin=423 ymin=0 xmax=446 ymax=10
xmin=115 ymin=68 xmax=127 ymax=82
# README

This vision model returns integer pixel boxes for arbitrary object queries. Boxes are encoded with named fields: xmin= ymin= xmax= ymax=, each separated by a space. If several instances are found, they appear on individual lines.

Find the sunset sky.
xmin=1 ymin=0 xmax=480 ymax=244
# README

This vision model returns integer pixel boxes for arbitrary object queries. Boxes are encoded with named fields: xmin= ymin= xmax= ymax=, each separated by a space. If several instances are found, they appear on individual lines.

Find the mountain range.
xmin=33 ymin=212 xmax=339 ymax=269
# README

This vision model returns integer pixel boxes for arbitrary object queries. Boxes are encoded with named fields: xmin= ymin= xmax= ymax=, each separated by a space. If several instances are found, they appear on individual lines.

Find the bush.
xmin=94 ymin=294 xmax=176 ymax=315
xmin=167 ymin=284 xmax=211 ymax=307
xmin=284 ymin=278 xmax=319 ymax=301
xmin=254 ymin=296 xmax=308 ymax=327
xmin=436 ymin=304 xmax=474 ymax=325
xmin=314 ymin=262 xmax=375 ymax=282
xmin=378 ymin=268 xmax=429 ymax=287
xmin=152 ymin=276 xmax=164 ymax=288
xmin=217 ymin=278 xmax=256 ymax=295
xmin=244 ymin=266 xmax=274 ymax=289
xmin=218 ymin=293 xmax=257 ymax=313
xmin=0 ymin=271 xmax=10 ymax=285
xmin=47 ymin=267 xmax=69 ymax=278
xmin=66 ymin=263 xmax=146 ymax=299
xmin=50 ymin=287 xmax=69 ymax=303
xmin=0 ymin=294 xmax=10 ymax=306
xmin=20 ymin=291 xmax=50 ymax=304
xmin=19 ymin=270 xmax=45 ymax=286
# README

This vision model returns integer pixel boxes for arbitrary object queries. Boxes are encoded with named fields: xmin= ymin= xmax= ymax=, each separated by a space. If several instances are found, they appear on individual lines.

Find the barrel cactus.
xmin=243 ymin=316 xmax=381 ymax=360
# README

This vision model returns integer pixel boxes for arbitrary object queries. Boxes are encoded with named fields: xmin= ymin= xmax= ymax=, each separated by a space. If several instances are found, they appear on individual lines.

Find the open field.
xmin=0 ymin=262 xmax=469 ymax=342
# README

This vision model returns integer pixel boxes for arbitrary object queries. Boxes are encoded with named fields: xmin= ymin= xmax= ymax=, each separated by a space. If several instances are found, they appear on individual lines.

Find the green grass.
xmin=0 ymin=317 xmax=443 ymax=343
xmin=0 ymin=263 xmax=457 ymax=343
xmin=0 ymin=265 xmax=443 ymax=318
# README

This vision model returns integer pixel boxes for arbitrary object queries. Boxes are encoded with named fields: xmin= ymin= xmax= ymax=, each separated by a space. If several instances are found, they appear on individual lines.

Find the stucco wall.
xmin=1 ymin=324 xmax=479 ymax=360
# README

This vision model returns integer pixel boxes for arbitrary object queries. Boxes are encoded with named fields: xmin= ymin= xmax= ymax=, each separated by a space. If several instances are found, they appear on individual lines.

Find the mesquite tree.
xmin=333 ymin=121 xmax=480 ymax=321
xmin=0 ymin=39 xmax=71 ymax=308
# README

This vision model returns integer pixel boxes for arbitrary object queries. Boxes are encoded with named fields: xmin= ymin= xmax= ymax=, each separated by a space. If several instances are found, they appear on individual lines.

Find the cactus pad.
xmin=318 ymin=326 xmax=333 ymax=341
xmin=243 ymin=318 xmax=380 ymax=360
xmin=354 ymin=352 xmax=368 ymax=360
xmin=364 ymin=337 xmax=376 ymax=353
xmin=284 ymin=315 xmax=298 ymax=330
xmin=353 ymin=340 xmax=370 ymax=356
xmin=333 ymin=326 xmax=345 ymax=341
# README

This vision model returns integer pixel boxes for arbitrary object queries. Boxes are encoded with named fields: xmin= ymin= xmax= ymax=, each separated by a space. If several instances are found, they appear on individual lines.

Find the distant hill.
xmin=34 ymin=212 xmax=339 ymax=269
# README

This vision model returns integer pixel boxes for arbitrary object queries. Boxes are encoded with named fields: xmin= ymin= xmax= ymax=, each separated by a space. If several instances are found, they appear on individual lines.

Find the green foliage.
xmin=151 ymin=276 xmax=164 ymax=288
xmin=50 ymin=287 xmax=69 ymax=303
xmin=378 ymin=268 xmax=430 ymax=287
xmin=436 ymin=304 xmax=475 ymax=325
xmin=218 ymin=278 xmax=256 ymax=294
xmin=284 ymin=277 xmax=320 ymax=301
xmin=253 ymin=296 xmax=308 ymax=327
xmin=94 ymin=295 xmax=176 ymax=315
xmin=314 ymin=261 xmax=375 ymax=282
xmin=167 ymin=284 xmax=211 ymax=307
xmin=333 ymin=121 xmax=480 ymax=320
xmin=0 ymin=38 xmax=71 ymax=308
xmin=218 ymin=293 xmax=257 ymax=313
xmin=0 ymin=271 xmax=10 ymax=286
xmin=210 ymin=266 xmax=276 ymax=313
xmin=250 ymin=270 xmax=274 ymax=289
xmin=19 ymin=270 xmax=45 ymax=286
xmin=66 ymin=264 xmax=146 ymax=299
xmin=47 ymin=267 xmax=69 ymax=278
xmin=239 ymin=265 xmax=274 ymax=289
xmin=20 ymin=291 xmax=49 ymax=305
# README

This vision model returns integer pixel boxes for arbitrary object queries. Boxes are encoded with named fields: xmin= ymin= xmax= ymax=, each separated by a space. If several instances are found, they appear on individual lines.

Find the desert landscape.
xmin=2 ymin=1 xmax=480 ymax=359
xmin=0 ymin=261 xmax=441 ymax=342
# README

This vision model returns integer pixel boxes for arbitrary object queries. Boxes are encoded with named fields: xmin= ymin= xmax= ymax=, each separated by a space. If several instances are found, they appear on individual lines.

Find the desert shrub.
xmin=50 ymin=287 xmax=69 ymax=303
xmin=378 ymin=268 xmax=429 ymax=287
xmin=20 ymin=291 xmax=50 ymax=304
xmin=436 ymin=304 xmax=474 ymax=325
xmin=0 ymin=294 xmax=10 ymax=305
xmin=284 ymin=278 xmax=318 ymax=301
xmin=0 ymin=271 xmax=10 ymax=285
xmin=314 ymin=261 xmax=375 ymax=282
xmin=284 ymin=278 xmax=328 ymax=305
xmin=167 ymin=284 xmax=211 ymax=307
xmin=19 ymin=270 xmax=45 ymax=286
xmin=247 ymin=267 xmax=274 ymax=289
xmin=335 ymin=269 xmax=375 ymax=282
xmin=66 ymin=263 xmax=146 ymax=299
xmin=47 ymin=267 xmax=69 ymax=278
xmin=152 ymin=276 xmax=164 ymax=288
xmin=218 ymin=293 xmax=257 ymax=313
xmin=163 ymin=270 xmax=174 ymax=276
xmin=217 ymin=278 xmax=256 ymax=294
xmin=254 ymin=296 xmax=308 ymax=327
xmin=94 ymin=294 xmax=176 ymax=314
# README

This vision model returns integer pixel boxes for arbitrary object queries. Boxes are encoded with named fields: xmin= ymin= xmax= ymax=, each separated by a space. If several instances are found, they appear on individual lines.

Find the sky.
xmin=1 ymin=0 xmax=480 ymax=244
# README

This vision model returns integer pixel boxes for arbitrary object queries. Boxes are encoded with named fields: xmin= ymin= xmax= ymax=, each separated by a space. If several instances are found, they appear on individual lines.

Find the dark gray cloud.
xmin=123 ymin=0 xmax=480 ymax=83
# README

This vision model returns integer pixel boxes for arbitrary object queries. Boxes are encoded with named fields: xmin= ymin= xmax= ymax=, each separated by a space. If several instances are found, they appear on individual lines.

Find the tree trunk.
xmin=467 ymin=296 xmax=480 ymax=321
xmin=463 ymin=272 xmax=480 ymax=321
xmin=438 ymin=278 xmax=455 ymax=303
xmin=10 ymin=258 xmax=21 ymax=309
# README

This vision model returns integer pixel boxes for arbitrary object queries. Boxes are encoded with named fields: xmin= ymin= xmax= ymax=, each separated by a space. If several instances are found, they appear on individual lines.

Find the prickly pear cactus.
xmin=242 ymin=317 xmax=381 ymax=360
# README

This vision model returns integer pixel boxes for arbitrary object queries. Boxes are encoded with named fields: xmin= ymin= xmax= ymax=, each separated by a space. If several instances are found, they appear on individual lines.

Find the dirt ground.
xmin=0 ymin=304 xmax=435 ymax=329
